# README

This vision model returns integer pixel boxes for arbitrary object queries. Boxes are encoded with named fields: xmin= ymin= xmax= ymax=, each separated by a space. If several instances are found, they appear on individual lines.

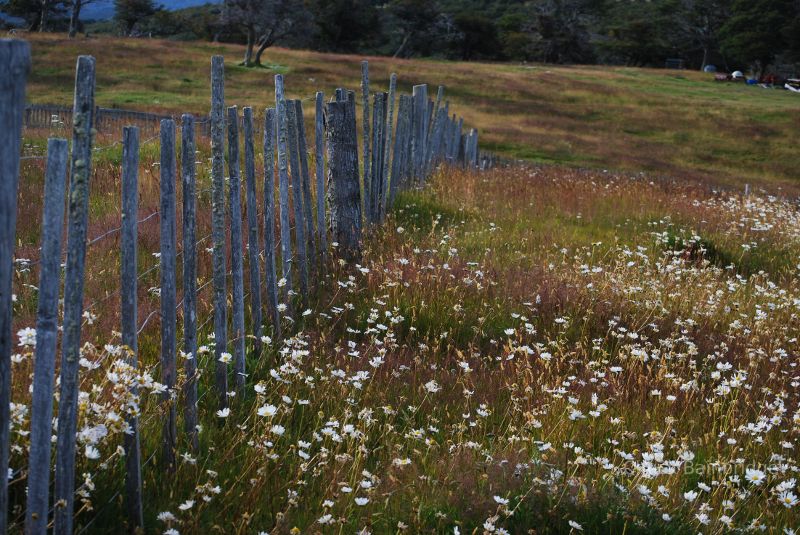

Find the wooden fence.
xmin=0 ymin=38 xmax=489 ymax=535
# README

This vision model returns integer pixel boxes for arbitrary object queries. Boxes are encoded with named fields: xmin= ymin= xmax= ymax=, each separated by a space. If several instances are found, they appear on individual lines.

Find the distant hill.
xmin=80 ymin=0 xmax=222 ymax=21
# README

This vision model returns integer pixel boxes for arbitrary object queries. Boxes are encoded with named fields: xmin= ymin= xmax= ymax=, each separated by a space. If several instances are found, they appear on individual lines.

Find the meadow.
xmin=6 ymin=33 xmax=800 ymax=534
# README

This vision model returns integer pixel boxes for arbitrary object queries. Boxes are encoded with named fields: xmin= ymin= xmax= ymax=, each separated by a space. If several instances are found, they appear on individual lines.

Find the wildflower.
xmin=684 ymin=490 xmax=698 ymax=501
xmin=257 ymin=404 xmax=278 ymax=417
xmin=178 ymin=500 xmax=194 ymax=511
xmin=216 ymin=408 xmax=230 ymax=418
xmin=17 ymin=327 xmax=35 ymax=347
xmin=779 ymin=491 xmax=798 ymax=508
xmin=493 ymin=496 xmax=509 ymax=506
xmin=270 ymin=425 xmax=285 ymax=436
xmin=84 ymin=445 xmax=100 ymax=460
xmin=157 ymin=512 xmax=176 ymax=522
xmin=355 ymin=497 xmax=369 ymax=506
xmin=164 ymin=529 xmax=179 ymax=535
xmin=424 ymin=380 xmax=441 ymax=393
xmin=745 ymin=468 xmax=767 ymax=486
xmin=568 ymin=520 xmax=583 ymax=531
xmin=218 ymin=352 xmax=232 ymax=364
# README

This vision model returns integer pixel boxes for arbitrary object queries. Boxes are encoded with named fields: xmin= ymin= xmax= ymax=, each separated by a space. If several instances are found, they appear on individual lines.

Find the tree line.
xmin=3 ymin=0 xmax=800 ymax=75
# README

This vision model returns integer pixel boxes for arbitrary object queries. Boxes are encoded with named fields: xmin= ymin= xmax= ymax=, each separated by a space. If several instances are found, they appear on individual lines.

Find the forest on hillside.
xmin=3 ymin=0 xmax=800 ymax=76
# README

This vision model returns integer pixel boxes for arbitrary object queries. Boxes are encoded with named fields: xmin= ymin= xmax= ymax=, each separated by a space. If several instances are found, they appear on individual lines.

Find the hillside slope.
xmin=23 ymin=33 xmax=800 ymax=189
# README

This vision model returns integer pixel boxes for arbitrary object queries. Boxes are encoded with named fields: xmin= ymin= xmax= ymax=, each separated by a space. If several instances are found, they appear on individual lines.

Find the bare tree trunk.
xmin=254 ymin=38 xmax=271 ymax=66
xmin=242 ymin=26 xmax=255 ymax=66
xmin=393 ymin=32 xmax=410 ymax=58
xmin=39 ymin=0 xmax=49 ymax=32
xmin=68 ymin=0 xmax=81 ymax=38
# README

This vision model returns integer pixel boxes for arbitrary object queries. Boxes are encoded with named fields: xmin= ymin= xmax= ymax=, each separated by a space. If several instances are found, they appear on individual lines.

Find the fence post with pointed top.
xmin=263 ymin=108 xmax=281 ymax=338
xmin=227 ymin=106 xmax=246 ymax=392
xmin=243 ymin=107 xmax=263 ymax=358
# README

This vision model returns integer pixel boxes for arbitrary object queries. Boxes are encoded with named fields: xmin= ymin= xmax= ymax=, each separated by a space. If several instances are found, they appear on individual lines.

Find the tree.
xmin=386 ymin=0 xmax=453 ymax=58
xmin=114 ymin=0 xmax=157 ymax=35
xmin=680 ymin=0 xmax=732 ymax=70
xmin=451 ymin=13 xmax=501 ymax=60
xmin=224 ymin=0 xmax=309 ymax=67
xmin=526 ymin=0 xmax=596 ymax=64
xmin=719 ymin=0 xmax=792 ymax=76
xmin=1 ymin=0 xmax=68 ymax=30
xmin=309 ymin=0 xmax=380 ymax=53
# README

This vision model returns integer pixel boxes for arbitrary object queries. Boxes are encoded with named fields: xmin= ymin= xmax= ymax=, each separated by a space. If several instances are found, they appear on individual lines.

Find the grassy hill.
xmin=23 ymin=32 xmax=800 ymax=191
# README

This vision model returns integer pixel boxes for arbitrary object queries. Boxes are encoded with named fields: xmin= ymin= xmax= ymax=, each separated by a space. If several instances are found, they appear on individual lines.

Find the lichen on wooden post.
xmin=325 ymin=100 xmax=362 ymax=262
xmin=54 ymin=55 xmax=96 ymax=535
xmin=26 ymin=137 xmax=68 ymax=535
xmin=210 ymin=55 xmax=228 ymax=409
xmin=227 ymin=106 xmax=247 ymax=392
xmin=275 ymin=75 xmax=294 ymax=309
xmin=314 ymin=92 xmax=327 ymax=262
xmin=262 ymin=108 xmax=281 ymax=338
xmin=243 ymin=107 xmax=263 ymax=358
xmin=181 ymin=115 xmax=199 ymax=452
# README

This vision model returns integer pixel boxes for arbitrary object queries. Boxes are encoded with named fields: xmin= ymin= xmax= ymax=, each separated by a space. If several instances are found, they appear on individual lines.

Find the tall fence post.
xmin=389 ymin=94 xmax=410 ymax=207
xmin=263 ymin=108 xmax=281 ymax=338
xmin=294 ymin=100 xmax=316 ymax=264
xmin=243 ymin=107 xmax=263 ymax=358
xmin=325 ymin=100 xmax=362 ymax=261
xmin=315 ymin=92 xmax=327 ymax=262
xmin=159 ymin=119 xmax=178 ymax=471
xmin=370 ymin=92 xmax=386 ymax=224
xmin=181 ymin=114 xmax=199 ymax=452
xmin=54 ymin=55 xmax=96 ymax=535
xmin=361 ymin=61 xmax=370 ymax=220
xmin=120 ymin=126 xmax=144 ymax=530
xmin=411 ymin=84 xmax=428 ymax=185
xmin=381 ymin=74 xmax=397 ymax=221
xmin=25 ymin=138 xmax=68 ymax=535
xmin=227 ymin=106 xmax=247 ymax=392
xmin=287 ymin=101 xmax=309 ymax=307
xmin=210 ymin=56 xmax=228 ymax=408
xmin=0 ymin=40 xmax=29 ymax=535
xmin=275 ymin=75 xmax=293 ymax=309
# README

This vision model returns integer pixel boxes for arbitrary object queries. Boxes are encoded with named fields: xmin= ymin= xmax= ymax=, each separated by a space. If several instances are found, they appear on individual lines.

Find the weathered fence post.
xmin=370 ymin=92 xmax=386 ymax=223
xmin=227 ymin=106 xmax=247 ymax=392
xmin=181 ymin=115 xmax=199 ymax=452
xmin=325 ymin=100 xmax=362 ymax=262
xmin=361 ymin=61 xmax=371 ymax=219
xmin=120 ymin=126 xmax=144 ymax=530
xmin=315 ymin=92 xmax=327 ymax=261
xmin=0 ymin=40 xmax=29 ymax=535
xmin=54 ymin=55 xmax=95 ymax=535
xmin=287 ymin=101 xmax=309 ymax=306
xmin=275 ymin=75 xmax=293 ymax=307
xmin=381 ymin=74 xmax=397 ymax=220
xmin=389 ymin=94 xmax=411 ymax=207
xmin=262 ymin=108 xmax=281 ymax=339
xmin=294 ymin=100 xmax=316 ymax=263
xmin=159 ymin=119 xmax=178 ymax=471
xmin=26 ymin=138 xmax=68 ymax=535
xmin=243 ymin=107 xmax=263 ymax=358
xmin=210 ymin=55 xmax=228 ymax=408
xmin=411 ymin=84 xmax=428 ymax=184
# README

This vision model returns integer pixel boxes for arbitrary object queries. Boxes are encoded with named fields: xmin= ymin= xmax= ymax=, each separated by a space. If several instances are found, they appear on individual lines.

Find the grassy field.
xmin=20 ymin=32 xmax=800 ymax=191
xmin=6 ymin=33 xmax=800 ymax=534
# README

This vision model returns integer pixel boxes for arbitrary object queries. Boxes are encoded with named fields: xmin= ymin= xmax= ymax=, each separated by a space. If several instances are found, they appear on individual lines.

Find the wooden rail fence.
xmin=0 ymin=37 xmax=491 ymax=535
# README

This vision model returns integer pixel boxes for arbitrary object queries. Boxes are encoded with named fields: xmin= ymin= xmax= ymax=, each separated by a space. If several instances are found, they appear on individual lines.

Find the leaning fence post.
xmin=315 ymin=92 xmax=327 ymax=262
xmin=263 ymin=108 xmax=281 ymax=339
xmin=210 ymin=56 xmax=228 ymax=408
xmin=25 ymin=138 xmax=68 ymax=535
xmin=275 ymin=75 xmax=293 ymax=308
xmin=54 ymin=55 xmax=95 ymax=535
xmin=361 ymin=61 xmax=371 ymax=221
xmin=181 ymin=115 xmax=199 ymax=452
xmin=243 ymin=107 xmax=263 ymax=358
xmin=0 ymin=40 xmax=29 ymax=535
xmin=120 ymin=126 xmax=144 ymax=529
xmin=227 ymin=106 xmax=247 ymax=392
xmin=159 ymin=119 xmax=178 ymax=471
xmin=325 ymin=100 xmax=362 ymax=262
